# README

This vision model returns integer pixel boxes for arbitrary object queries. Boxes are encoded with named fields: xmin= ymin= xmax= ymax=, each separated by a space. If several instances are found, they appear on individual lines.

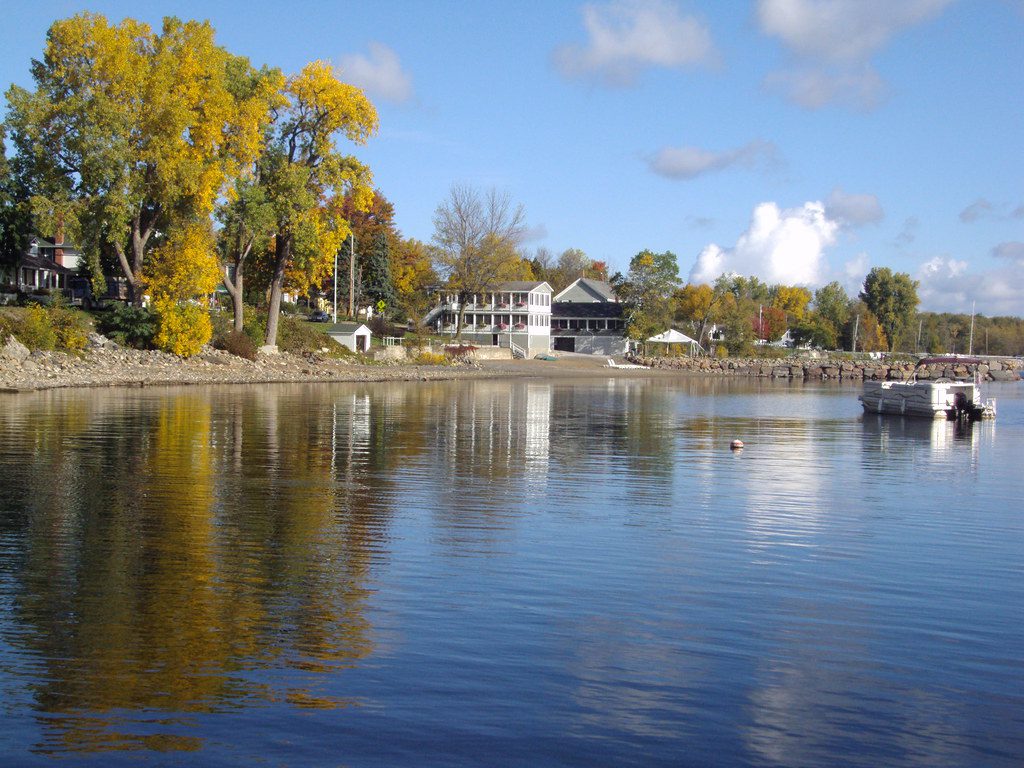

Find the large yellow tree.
xmin=259 ymin=62 xmax=378 ymax=348
xmin=5 ymin=13 xmax=279 ymax=304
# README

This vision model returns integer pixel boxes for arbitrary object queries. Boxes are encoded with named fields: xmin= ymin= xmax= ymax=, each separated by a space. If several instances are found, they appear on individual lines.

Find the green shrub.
xmin=97 ymin=304 xmax=157 ymax=348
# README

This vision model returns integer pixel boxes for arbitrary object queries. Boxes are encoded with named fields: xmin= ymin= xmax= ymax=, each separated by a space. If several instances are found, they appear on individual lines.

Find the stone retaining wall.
xmin=626 ymin=355 xmax=1024 ymax=382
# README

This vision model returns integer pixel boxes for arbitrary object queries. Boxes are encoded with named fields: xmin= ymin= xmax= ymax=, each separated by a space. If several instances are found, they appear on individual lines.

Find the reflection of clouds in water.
xmin=744 ymin=640 xmax=974 ymax=767
xmin=741 ymin=424 xmax=825 ymax=550
xmin=564 ymin=614 xmax=710 ymax=743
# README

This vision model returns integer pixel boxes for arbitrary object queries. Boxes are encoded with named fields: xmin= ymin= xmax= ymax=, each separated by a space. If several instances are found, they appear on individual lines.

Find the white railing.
xmin=383 ymin=336 xmax=403 ymax=346
xmin=509 ymin=339 xmax=526 ymax=359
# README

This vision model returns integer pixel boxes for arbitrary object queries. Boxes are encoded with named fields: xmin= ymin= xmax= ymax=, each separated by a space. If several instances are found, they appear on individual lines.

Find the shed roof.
xmin=327 ymin=322 xmax=371 ymax=335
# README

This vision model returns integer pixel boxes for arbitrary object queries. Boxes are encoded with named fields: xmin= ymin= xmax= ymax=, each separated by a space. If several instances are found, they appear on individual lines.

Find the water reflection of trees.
xmin=0 ymin=386 xmax=402 ymax=754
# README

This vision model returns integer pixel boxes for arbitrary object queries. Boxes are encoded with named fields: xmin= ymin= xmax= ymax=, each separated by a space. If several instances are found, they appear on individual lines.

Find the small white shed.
xmin=327 ymin=322 xmax=372 ymax=352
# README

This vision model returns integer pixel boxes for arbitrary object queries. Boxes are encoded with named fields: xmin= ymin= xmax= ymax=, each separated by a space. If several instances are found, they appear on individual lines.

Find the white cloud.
xmin=916 ymin=254 xmax=1024 ymax=315
xmin=756 ymin=0 xmax=954 ymax=109
xmin=689 ymin=201 xmax=839 ymax=286
xmin=553 ymin=0 xmax=716 ymax=86
xmin=757 ymin=0 xmax=953 ymax=61
xmin=825 ymin=187 xmax=884 ymax=226
xmin=647 ymin=139 xmax=777 ymax=179
xmin=339 ymin=42 xmax=414 ymax=104
xmin=843 ymin=252 xmax=870 ymax=291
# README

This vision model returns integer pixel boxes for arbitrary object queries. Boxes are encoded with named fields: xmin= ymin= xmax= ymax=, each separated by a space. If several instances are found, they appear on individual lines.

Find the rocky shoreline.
xmin=0 ymin=335 xmax=495 ymax=393
xmin=627 ymin=354 xmax=1024 ymax=381
xmin=3 ymin=333 xmax=1022 ymax=393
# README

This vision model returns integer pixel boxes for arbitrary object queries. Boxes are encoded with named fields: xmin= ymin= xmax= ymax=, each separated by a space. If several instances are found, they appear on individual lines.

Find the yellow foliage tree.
xmin=145 ymin=224 xmax=220 ymax=357
xmin=6 ymin=13 xmax=281 ymax=304
xmin=771 ymin=285 xmax=812 ymax=322
xmin=261 ymin=61 xmax=378 ymax=347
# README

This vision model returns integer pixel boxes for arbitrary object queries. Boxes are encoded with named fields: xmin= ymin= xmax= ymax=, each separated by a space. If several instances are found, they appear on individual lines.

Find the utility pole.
xmin=916 ymin=319 xmax=922 ymax=354
xmin=348 ymin=233 xmax=355 ymax=319
xmin=968 ymin=301 xmax=975 ymax=356
xmin=852 ymin=314 xmax=859 ymax=353
xmin=332 ymin=247 xmax=339 ymax=323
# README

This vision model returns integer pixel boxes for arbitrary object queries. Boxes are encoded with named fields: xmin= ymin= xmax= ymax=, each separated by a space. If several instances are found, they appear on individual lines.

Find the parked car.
xmin=308 ymin=310 xmax=330 ymax=323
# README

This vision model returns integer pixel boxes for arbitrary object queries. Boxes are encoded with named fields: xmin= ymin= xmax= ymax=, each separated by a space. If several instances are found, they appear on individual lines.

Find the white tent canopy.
xmin=647 ymin=329 xmax=699 ymax=345
xmin=646 ymin=328 xmax=704 ymax=355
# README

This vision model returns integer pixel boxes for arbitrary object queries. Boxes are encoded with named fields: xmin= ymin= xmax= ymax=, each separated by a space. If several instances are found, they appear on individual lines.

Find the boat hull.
xmin=859 ymin=380 xmax=995 ymax=420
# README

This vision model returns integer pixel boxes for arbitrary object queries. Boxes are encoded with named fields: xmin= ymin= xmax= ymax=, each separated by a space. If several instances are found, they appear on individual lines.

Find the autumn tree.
xmin=6 ymin=14 xmax=275 ymax=304
xmin=145 ymin=223 xmax=221 ymax=356
xmin=844 ymin=301 xmax=888 ymax=352
xmin=258 ymin=61 xmax=377 ymax=347
xmin=431 ymin=185 xmax=527 ymax=337
xmin=860 ymin=267 xmax=919 ymax=352
xmin=754 ymin=305 xmax=787 ymax=342
xmin=391 ymin=238 xmax=436 ymax=321
xmin=674 ymin=283 xmax=721 ymax=346
xmin=771 ymin=285 xmax=812 ymax=322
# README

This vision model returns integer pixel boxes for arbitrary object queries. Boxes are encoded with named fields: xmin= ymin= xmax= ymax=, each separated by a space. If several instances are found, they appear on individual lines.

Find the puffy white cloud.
xmin=689 ymin=201 xmax=839 ymax=286
xmin=553 ymin=0 xmax=716 ymax=86
xmin=825 ymin=187 xmax=884 ymax=226
xmin=647 ymin=139 xmax=777 ymax=179
xmin=916 ymin=254 xmax=1024 ymax=315
xmin=843 ymin=252 xmax=870 ymax=290
xmin=339 ymin=43 xmax=414 ymax=104
xmin=756 ymin=0 xmax=954 ymax=109
xmin=757 ymin=0 xmax=952 ymax=61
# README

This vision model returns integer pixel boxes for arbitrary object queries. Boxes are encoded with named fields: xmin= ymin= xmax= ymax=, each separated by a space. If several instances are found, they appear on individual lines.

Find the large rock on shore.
xmin=1 ymin=336 xmax=30 ymax=363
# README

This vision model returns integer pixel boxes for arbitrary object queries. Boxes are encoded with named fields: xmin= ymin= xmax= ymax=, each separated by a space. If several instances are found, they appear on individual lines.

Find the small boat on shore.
xmin=858 ymin=357 xmax=996 ymax=420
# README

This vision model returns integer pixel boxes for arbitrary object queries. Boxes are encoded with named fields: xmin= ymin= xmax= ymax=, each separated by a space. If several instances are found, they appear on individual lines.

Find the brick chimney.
xmin=54 ymin=217 xmax=65 ymax=267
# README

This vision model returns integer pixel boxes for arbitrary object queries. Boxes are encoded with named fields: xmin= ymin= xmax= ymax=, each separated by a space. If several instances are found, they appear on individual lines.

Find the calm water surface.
xmin=0 ymin=376 xmax=1022 ymax=767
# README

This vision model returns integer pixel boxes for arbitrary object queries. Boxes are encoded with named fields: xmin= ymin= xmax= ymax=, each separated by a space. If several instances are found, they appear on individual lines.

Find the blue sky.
xmin=2 ymin=1 xmax=1023 ymax=314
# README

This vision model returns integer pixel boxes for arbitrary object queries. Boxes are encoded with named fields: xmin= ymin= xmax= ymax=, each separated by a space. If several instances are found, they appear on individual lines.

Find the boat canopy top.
xmin=916 ymin=356 xmax=984 ymax=366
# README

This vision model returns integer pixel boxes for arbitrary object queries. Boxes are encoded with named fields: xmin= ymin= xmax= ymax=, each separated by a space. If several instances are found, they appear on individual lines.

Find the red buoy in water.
xmin=730 ymin=440 xmax=744 ymax=450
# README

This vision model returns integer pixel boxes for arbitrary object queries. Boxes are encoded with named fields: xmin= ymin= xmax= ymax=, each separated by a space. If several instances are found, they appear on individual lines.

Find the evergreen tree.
xmin=363 ymin=231 xmax=397 ymax=315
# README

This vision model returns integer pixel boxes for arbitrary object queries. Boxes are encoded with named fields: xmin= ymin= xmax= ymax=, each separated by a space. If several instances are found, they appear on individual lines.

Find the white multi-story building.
xmin=430 ymin=281 xmax=553 ymax=357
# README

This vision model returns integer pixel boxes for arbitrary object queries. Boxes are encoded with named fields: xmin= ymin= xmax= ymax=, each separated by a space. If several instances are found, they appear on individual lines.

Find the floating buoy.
xmin=730 ymin=440 xmax=744 ymax=450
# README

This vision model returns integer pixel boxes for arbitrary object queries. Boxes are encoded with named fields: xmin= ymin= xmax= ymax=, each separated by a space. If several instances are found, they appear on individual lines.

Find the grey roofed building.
xmin=550 ymin=278 xmax=626 ymax=355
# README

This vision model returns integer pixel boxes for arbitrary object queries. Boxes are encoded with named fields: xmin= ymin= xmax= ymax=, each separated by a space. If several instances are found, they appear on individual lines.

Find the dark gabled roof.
xmin=18 ymin=253 xmax=74 ymax=273
xmin=552 ymin=302 xmax=623 ymax=319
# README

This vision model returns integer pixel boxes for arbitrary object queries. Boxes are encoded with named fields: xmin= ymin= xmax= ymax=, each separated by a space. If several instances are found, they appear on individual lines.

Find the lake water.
xmin=0 ymin=376 xmax=1022 ymax=767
